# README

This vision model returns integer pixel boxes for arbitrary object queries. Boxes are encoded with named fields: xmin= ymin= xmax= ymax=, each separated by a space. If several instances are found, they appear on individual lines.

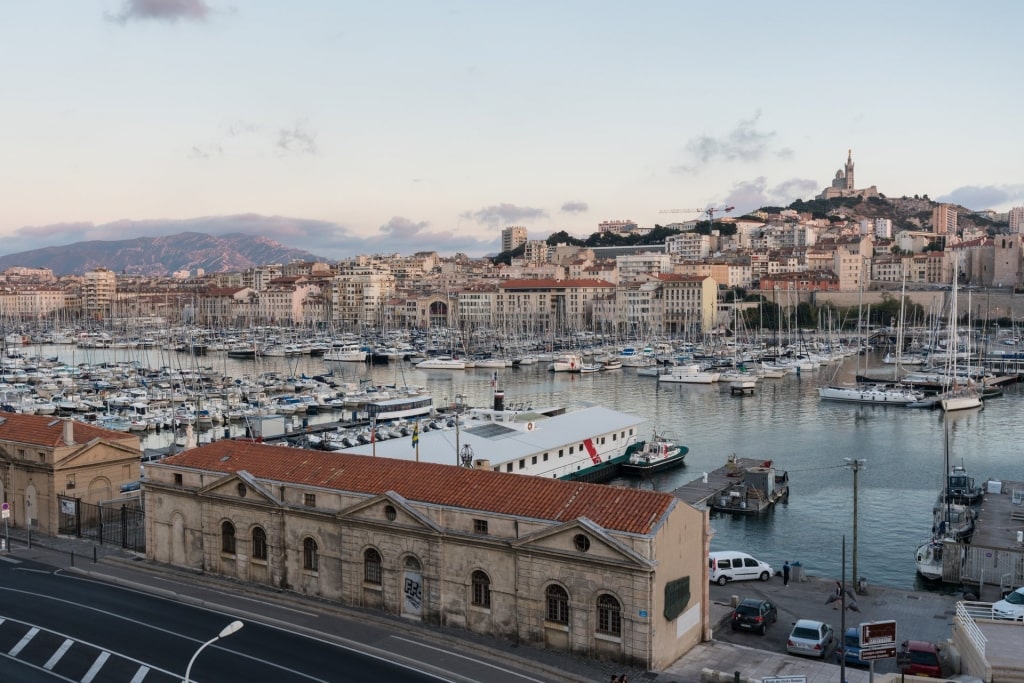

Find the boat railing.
xmin=955 ymin=601 xmax=989 ymax=656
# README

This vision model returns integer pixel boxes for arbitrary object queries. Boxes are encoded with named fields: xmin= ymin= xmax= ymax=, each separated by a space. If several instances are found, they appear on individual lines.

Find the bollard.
xmin=70 ymin=551 xmax=75 ymax=567
xmin=93 ymin=547 xmax=97 ymax=564
xmin=734 ymin=671 xmax=741 ymax=683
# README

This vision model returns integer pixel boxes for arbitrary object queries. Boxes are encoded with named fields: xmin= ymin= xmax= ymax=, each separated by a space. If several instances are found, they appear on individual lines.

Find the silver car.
xmin=787 ymin=619 xmax=835 ymax=659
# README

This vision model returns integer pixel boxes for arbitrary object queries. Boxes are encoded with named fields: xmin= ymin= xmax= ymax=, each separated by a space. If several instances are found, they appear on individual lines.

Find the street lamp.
xmin=454 ymin=394 xmax=465 ymax=466
xmin=184 ymin=620 xmax=244 ymax=683
xmin=844 ymin=458 xmax=866 ymax=592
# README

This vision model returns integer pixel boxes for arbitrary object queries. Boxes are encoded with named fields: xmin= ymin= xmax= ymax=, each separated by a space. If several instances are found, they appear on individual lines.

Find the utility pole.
xmin=845 ymin=458 xmax=866 ymax=591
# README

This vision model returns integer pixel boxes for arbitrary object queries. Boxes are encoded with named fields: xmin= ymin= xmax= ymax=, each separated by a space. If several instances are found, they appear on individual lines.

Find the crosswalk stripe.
xmin=81 ymin=650 xmax=110 ymax=683
xmin=44 ymin=638 xmax=74 ymax=670
xmin=129 ymin=665 xmax=151 ymax=682
xmin=9 ymin=626 xmax=39 ymax=656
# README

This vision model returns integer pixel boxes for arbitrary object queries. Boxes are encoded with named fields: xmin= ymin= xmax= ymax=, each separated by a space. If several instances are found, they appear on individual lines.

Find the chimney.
xmin=63 ymin=418 xmax=76 ymax=446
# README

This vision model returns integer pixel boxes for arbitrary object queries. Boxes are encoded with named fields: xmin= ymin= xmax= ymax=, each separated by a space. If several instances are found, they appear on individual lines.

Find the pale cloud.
xmin=936 ymin=184 xmax=1024 ymax=210
xmin=460 ymin=203 xmax=548 ymax=227
xmin=722 ymin=176 xmax=819 ymax=212
xmin=672 ymin=111 xmax=789 ymax=174
xmin=108 ymin=0 xmax=212 ymax=24
xmin=560 ymin=201 xmax=589 ymax=214
xmin=188 ymin=120 xmax=316 ymax=160
xmin=276 ymin=122 xmax=317 ymax=156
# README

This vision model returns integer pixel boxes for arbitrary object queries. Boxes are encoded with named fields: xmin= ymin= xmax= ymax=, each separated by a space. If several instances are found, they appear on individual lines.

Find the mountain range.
xmin=0 ymin=232 xmax=325 ymax=276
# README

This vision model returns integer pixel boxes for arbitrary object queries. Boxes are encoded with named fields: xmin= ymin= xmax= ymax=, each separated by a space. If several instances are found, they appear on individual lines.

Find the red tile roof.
xmin=161 ymin=441 xmax=675 ymax=535
xmin=0 ymin=413 xmax=139 ymax=448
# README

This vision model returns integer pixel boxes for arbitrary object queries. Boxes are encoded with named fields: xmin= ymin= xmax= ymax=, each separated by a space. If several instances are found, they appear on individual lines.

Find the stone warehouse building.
xmin=143 ymin=441 xmax=710 ymax=668
xmin=0 ymin=415 xmax=142 ymax=535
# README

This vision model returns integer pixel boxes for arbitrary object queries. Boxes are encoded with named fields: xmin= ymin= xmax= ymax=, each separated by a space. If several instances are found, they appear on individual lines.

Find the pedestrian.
xmin=611 ymin=675 xmax=620 ymax=683
xmin=783 ymin=560 xmax=791 ymax=586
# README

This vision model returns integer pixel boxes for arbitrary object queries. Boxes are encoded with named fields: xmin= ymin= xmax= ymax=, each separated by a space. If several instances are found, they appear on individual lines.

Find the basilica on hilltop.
xmin=816 ymin=149 xmax=879 ymax=200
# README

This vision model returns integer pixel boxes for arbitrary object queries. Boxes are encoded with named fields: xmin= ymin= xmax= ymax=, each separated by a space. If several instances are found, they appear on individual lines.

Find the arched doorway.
xmin=401 ymin=555 xmax=423 ymax=620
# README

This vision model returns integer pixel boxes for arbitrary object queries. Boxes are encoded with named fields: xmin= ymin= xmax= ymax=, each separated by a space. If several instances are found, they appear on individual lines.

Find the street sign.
xmin=762 ymin=677 xmax=806 ymax=683
xmin=860 ymin=646 xmax=897 ymax=661
xmin=859 ymin=620 xmax=897 ymax=648
xmin=1 ymin=502 xmax=9 ymax=519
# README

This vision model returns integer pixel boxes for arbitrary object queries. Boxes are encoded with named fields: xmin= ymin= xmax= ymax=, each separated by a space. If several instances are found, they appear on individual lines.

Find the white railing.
xmin=956 ymin=601 xmax=989 ymax=655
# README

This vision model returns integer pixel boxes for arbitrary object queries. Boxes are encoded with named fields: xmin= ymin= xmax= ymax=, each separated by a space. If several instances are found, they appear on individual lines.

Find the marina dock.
xmin=670 ymin=455 xmax=789 ymax=514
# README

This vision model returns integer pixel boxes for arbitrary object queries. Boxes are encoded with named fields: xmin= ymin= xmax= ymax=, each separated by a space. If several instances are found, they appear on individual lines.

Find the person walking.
xmin=783 ymin=560 xmax=791 ymax=586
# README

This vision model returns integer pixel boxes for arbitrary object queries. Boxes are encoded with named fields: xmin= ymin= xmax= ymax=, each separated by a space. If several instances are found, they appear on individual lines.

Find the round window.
xmin=384 ymin=505 xmax=397 ymax=521
xmin=573 ymin=534 xmax=590 ymax=552
xmin=237 ymin=483 xmax=247 ymax=497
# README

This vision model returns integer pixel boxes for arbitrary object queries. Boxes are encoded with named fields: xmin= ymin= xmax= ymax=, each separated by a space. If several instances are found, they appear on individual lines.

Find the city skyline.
xmin=3 ymin=0 xmax=1023 ymax=260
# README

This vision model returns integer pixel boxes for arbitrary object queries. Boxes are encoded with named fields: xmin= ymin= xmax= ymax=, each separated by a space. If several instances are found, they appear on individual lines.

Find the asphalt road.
xmin=0 ymin=555 xmax=464 ymax=682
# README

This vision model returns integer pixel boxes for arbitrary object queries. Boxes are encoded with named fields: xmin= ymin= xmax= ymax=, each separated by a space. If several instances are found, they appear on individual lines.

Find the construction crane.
xmin=659 ymin=205 xmax=736 ymax=227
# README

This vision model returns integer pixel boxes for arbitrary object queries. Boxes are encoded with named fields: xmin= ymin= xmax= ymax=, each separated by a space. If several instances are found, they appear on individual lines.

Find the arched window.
xmin=545 ymin=584 xmax=569 ymax=625
xmin=597 ymin=594 xmax=622 ymax=636
xmin=405 ymin=555 xmax=421 ymax=571
xmin=364 ymin=548 xmax=382 ymax=585
xmin=221 ymin=521 xmax=236 ymax=554
xmin=471 ymin=570 xmax=491 ymax=608
xmin=251 ymin=527 xmax=267 ymax=561
xmin=303 ymin=537 xmax=319 ymax=571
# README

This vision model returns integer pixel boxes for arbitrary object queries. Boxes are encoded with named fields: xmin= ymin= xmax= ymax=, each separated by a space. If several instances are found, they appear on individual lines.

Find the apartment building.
xmin=501 ymin=226 xmax=528 ymax=253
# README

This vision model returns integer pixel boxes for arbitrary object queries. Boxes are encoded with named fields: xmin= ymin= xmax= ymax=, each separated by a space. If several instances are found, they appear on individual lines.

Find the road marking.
xmin=44 ymin=638 xmax=74 ymax=669
xmin=129 ymin=665 xmax=150 ymax=682
xmin=9 ymin=626 xmax=39 ymax=656
xmin=14 ymin=568 xmax=52 ymax=574
xmin=0 ymin=555 xmax=21 ymax=564
xmin=390 ymin=636 xmax=547 ymax=682
xmin=81 ymin=650 xmax=110 ymax=683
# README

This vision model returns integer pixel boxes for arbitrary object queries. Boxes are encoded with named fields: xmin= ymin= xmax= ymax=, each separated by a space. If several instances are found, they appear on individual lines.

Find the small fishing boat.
xmin=619 ymin=429 xmax=688 ymax=475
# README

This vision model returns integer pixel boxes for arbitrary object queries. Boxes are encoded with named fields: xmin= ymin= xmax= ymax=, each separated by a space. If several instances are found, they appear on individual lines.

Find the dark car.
xmin=730 ymin=598 xmax=778 ymax=634
xmin=901 ymin=640 xmax=941 ymax=677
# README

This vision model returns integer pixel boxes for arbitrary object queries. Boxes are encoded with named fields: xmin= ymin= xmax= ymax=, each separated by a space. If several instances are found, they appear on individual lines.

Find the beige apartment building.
xmin=0 ymin=415 xmax=142 ymax=535
xmin=81 ymin=267 xmax=117 ymax=319
xmin=143 ymin=441 xmax=710 ymax=669
xmin=495 ymin=279 xmax=615 ymax=332
xmin=501 ymin=226 xmax=528 ymax=253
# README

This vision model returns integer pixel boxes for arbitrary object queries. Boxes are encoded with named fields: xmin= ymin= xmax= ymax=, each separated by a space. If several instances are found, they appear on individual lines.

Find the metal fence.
xmin=57 ymin=494 xmax=145 ymax=552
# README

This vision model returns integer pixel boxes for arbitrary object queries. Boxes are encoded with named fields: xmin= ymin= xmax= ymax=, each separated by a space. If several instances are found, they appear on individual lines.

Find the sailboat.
xmin=915 ymin=416 xmax=972 ymax=581
xmin=940 ymin=269 xmax=982 ymax=412
xmin=818 ymin=269 xmax=923 ymax=405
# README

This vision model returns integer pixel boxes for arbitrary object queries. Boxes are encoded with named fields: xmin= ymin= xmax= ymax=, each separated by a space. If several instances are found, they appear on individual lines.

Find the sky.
xmin=2 ymin=0 xmax=1023 ymax=261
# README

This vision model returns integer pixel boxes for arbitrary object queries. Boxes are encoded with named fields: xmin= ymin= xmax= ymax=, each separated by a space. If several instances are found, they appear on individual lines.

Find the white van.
xmin=708 ymin=551 xmax=773 ymax=585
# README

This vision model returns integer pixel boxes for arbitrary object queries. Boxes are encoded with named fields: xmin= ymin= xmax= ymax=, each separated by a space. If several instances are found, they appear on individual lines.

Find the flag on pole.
xmin=412 ymin=421 xmax=419 ymax=449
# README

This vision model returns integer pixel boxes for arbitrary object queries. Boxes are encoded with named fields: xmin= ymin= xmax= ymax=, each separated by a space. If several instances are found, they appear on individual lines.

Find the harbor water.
xmin=36 ymin=344 xmax=1024 ymax=591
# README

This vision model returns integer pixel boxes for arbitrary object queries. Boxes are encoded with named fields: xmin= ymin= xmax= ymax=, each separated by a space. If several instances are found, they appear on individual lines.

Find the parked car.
xmin=730 ymin=598 xmax=778 ymax=635
xmin=900 ymin=640 xmax=942 ymax=677
xmin=786 ymin=619 xmax=835 ymax=659
xmin=836 ymin=627 xmax=865 ymax=667
xmin=992 ymin=585 xmax=1024 ymax=621
xmin=708 ymin=551 xmax=773 ymax=586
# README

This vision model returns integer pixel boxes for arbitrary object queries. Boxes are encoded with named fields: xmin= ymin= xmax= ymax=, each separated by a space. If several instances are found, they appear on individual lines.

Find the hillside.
xmin=785 ymin=195 xmax=1006 ymax=232
xmin=0 ymin=232 xmax=325 ymax=276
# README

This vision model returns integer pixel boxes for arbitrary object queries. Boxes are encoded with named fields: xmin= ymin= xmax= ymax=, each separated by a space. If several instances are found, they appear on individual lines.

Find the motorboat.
xmin=619 ymin=430 xmax=688 ymax=475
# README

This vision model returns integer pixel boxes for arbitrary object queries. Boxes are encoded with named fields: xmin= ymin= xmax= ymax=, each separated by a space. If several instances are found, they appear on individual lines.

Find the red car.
xmin=901 ymin=640 xmax=941 ymax=677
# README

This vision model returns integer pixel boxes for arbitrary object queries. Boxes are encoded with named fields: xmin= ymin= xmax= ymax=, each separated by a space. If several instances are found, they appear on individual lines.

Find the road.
xmin=0 ymin=553 xmax=557 ymax=682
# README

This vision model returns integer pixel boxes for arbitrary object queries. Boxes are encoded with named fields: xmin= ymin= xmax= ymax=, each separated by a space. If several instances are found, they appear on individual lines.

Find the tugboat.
xmin=619 ymin=429 xmax=688 ymax=475
xmin=946 ymin=464 xmax=983 ymax=505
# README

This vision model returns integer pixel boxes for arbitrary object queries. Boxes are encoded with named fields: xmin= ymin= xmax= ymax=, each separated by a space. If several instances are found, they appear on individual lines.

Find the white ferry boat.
xmin=340 ymin=391 xmax=647 ymax=483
